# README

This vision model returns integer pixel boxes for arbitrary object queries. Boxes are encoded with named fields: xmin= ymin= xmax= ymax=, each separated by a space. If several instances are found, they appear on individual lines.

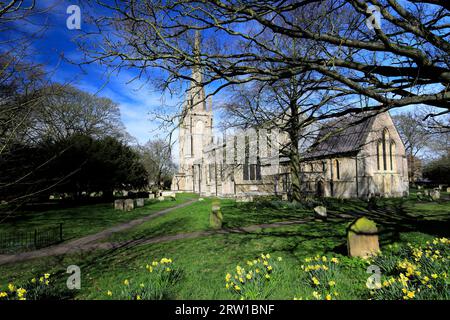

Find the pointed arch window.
xmin=378 ymin=128 xmax=394 ymax=172
xmin=334 ymin=159 xmax=340 ymax=180
xmin=390 ymin=141 xmax=396 ymax=171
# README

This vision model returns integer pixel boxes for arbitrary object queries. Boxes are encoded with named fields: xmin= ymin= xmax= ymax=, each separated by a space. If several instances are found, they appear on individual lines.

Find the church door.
xmin=316 ymin=180 xmax=325 ymax=197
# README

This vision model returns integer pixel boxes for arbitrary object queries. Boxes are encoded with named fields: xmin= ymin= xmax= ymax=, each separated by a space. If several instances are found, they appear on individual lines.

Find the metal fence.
xmin=0 ymin=224 xmax=63 ymax=254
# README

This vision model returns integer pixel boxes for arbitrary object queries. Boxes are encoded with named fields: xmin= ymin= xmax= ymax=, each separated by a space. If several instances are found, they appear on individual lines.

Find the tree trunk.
xmin=288 ymin=98 xmax=302 ymax=202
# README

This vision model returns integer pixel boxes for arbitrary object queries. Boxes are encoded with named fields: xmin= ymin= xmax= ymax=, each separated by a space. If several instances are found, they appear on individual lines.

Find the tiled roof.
xmin=304 ymin=113 xmax=377 ymax=159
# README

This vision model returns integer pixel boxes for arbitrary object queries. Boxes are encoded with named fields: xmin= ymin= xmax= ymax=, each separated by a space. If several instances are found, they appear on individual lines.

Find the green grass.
xmin=0 ymin=193 xmax=197 ymax=243
xmin=104 ymin=198 xmax=213 ymax=242
xmin=0 ymin=193 xmax=449 ymax=300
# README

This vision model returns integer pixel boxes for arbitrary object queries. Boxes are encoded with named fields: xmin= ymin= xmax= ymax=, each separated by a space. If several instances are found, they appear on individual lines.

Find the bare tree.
xmin=393 ymin=112 xmax=429 ymax=182
xmin=139 ymin=139 xmax=176 ymax=189
xmin=80 ymin=0 xmax=449 ymax=119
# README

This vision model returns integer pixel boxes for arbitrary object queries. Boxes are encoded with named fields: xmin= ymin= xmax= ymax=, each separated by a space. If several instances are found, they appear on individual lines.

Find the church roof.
xmin=304 ymin=112 xmax=377 ymax=159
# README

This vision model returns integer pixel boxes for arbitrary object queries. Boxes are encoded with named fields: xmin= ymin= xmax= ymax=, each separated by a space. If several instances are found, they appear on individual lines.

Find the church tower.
xmin=172 ymin=32 xmax=213 ymax=192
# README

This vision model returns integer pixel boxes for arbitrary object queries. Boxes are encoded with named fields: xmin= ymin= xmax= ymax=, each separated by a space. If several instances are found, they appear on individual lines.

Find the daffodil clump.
xmin=300 ymin=255 xmax=341 ymax=300
xmin=225 ymin=253 xmax=283 ymax=300
xmin=369 ymin=237 xmax=449 ymax=300
xmin=0 ymin=273 xmax=52 ymax=300
xmin=107 ymin=257 xmax=181 ymax=300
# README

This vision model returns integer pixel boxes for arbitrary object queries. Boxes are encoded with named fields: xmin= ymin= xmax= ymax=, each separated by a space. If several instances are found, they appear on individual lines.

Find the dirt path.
xmin=0 ymin=199 xmax=197 ymax=265
xmin=0 ymin=216 xmax=315 ymax=265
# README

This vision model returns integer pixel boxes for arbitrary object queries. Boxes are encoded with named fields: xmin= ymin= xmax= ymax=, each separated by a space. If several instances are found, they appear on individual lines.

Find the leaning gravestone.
xmin=314 ymin=206 xmax=327 ymax=221
xmin=210 ymin=200 xmax=223 ymax=229
xmin=124 ymin=199 xmax=134 ymax=211
xmin=114 ymin=199 xmax=124 ymax=210
xmin=135 ymin=198 xmax=145 ymax=207
xmin=347 ymin=217 xmax=380 ymax=259
xmin=431 ymin=189 xmax=440 ymax=200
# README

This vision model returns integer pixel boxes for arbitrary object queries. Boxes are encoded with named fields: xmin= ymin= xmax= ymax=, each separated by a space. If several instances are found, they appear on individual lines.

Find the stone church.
xmin=171 ymin=65 xmax=409 ymax=200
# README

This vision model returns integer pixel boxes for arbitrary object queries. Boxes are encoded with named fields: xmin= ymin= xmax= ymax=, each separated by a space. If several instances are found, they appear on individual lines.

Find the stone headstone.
xmin=431 ymin=189 xmax=440 ymax=200
xmin=347 ymin=217 xmax=380 ymax=259
xmin=447 ymin=187 xmax=450 ymax=193
xmin=158 ymin=196 xmax=165 ymax=201
xmin=124 ymin=199 xmax=134 ymax=211
xmin=210 ymin=200 xmax=223 ymax=229
xmin=148 ymin=193 xmax=155 ymax=199
xmin=114 ymin=199 xmax=124 ymax=210
xmin=314 ymin=206 xmax=327 ymax=220
xmin=135 ymin=198 xmax=145 ymax=207
xmin=198 ymin=198 xmax=204 ymax=201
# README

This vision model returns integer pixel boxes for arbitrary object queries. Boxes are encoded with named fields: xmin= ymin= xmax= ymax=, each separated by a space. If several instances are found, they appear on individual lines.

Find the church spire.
xmin=187 ymin=30 xmax=206 ymax=112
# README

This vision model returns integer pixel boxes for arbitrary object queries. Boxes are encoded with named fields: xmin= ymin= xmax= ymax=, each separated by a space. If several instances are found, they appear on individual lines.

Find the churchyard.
xmin=0 ymin=188 xmax=448 ymax=300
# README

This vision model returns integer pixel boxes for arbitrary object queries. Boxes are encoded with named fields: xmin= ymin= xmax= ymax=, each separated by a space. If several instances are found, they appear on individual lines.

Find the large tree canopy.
xmin=82 ymin=0 xmax=449 ymax=119
xmin=0 ymin=134 xmax=148 ymax=203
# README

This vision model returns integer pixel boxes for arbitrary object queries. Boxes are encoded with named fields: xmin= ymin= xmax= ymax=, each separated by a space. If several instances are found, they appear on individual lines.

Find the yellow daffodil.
xmin=107 ymin=290 xmax=112 ymax=296
xmin=312 ymin=277 xmax=320 ymax=286
xmin=124 ymin=279 xmax=130 ymax=286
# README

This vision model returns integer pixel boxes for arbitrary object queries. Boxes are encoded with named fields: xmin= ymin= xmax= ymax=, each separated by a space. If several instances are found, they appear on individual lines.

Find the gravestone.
xmin=314 ymin=206 xmax=327 ymax=221
xmin=135 ymin=198 xmax=145 ymax=207
xmin=124 ymin=199 xmax=134 ymax=211
xmin=158 ymin=196 xmax=165 ymax=201
xmin=347 ymin=217 xmax=380 ymax=259
xmin=210 ymin=200 xmax=223 ymax=229
xmin=431 ymin=189 xmax=440 ymax=200
xmin=198 ymin=198 xmax=204 ymax=201
xmin=114 ymin=199 xmax=124 ymax=210
xmin=149 ymin=193 xmax=155 ymax=199
xmin=447 ymin=187 xmax=450 ymax=193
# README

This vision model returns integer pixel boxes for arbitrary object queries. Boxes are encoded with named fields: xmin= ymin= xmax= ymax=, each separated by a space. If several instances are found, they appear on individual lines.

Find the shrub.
xmin=300 ymin=255 xmax=342 ymax=300
xmin=225 ymin=253 xmax=283 ymax=300
xmin=0 ymin=273 xmax=72 ymax=300
xmin=368 ymin=237 xmax=449 ymax=300
xmin=106 ymin=257 xmax=181 ymax=300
